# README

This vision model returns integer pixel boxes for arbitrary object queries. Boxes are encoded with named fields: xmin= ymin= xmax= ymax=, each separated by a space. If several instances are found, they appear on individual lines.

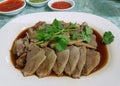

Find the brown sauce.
xmin=92 ymin=30 xmax=108 ymax=73
xmin=10 ymin=29 xmax=28 ymax=69
xmin=10 ymin=28 xmax=108 ymax=75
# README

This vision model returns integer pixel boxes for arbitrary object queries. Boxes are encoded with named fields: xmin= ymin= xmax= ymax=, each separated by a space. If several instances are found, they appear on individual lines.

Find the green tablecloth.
xmin=0 ymin=0 xmax=120 ymax=29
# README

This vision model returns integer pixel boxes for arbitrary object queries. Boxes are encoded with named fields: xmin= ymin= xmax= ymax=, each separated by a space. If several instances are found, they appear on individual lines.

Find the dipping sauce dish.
xmin=48 ymin=0 xmax=75 ymax=11
xmin=0 ymin=0 xmax=26 ymax=16
xmin=26 ymin=0 xmax=49 ymax=7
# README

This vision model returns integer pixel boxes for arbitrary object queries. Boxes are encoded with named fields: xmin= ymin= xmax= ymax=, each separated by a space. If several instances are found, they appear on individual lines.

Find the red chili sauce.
xmin=51 ymin=1 xmax=72 ymax=9
xmin=0 ymin=0 xmax=24 ymax=12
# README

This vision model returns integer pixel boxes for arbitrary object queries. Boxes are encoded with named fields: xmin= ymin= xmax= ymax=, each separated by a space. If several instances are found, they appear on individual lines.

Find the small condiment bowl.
xmin=26 ymin=0 xmax=49 ymax=7
xmin=0 ymin=0 xmax=26 ymax=16
xmin=48 ymin=0 xmax=75 ymax=11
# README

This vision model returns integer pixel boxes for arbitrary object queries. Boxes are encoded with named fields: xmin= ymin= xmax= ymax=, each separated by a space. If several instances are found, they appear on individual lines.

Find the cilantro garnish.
xmin=52 ymin=19 xmax=64 ymax=30
xmin=71 ymin=33 xmax=79 ymax=40
xmin=85 ymin=25 xmax=93 ymax=35
xmin=81 ymin=31 xmax=92 ymax=43
xmin=36 ymin=19 xmax=70 ymax=51
xmin=102 ymin=31 xmax=114 ymax=44
xmin=54 ymin=35 xmax=70 ymax=51
xmin=80 ymin=25 xmax=93 ymax=43
xmin=68 ymin=22 xmax=77 ymax=29
xmin=35 ymin=19 xmax=94 ymax=51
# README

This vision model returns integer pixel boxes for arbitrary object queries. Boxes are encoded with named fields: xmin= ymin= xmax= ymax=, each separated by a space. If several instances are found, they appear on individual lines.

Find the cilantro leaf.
xmin=71 ymin=33 xmax=79 ymax=40
xmin=81 ymin=31 xmax=91 ymax=43
xmin=37 ymin=29 xmax=52 ymax=43
xmin=55 ymin=41 xmax=67 ymax=52
xmin=37 ymin=29 xmax=45 ymax=41
xmin=45 ymin=24 xmax=53 ymax=33
xmin=43 ymin=34 xmax=52 ymax=41
xmin=69 ymin=22 xmax=77 ymax=29
xmin=54 ymin=35 xmax=70 ymax=51
xmin=85 ymin=25 xmax=93 ymax=35
xmin=80 ymin=25 xmax=93 ymax=43
xmin=102 ymin=31 xmax=114 ymax=44
xmin=52 ymin=19 xmax=64 ymax=30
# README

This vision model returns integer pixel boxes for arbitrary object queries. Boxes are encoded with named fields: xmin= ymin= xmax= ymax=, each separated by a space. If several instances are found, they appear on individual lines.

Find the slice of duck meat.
xmin=64 ymin=46 xmax=80 ymax=76
xmin=68 ymin=39 xmax=83 ymax=45
xmin=75 ymin=35 xmax=97 ymax=49
xmin=53 ymin=49 xmax=69 ymax=76
xmin=82 ymin=49 xmax=100 ymax=76
xmin=27 ymin=28 xmax=37 ymax=38
xmin=12 ymin=38 xmax=25 ymax=56
xmin=22 ymin=44 xmax=46 ymax=76
xmin=33 ymin=21 xmax=46 ymax=30
xmin=16 ymin=53 xmax=27 ymax=69
xmin=36 ymin=47 xmax=57 ymax=78
xmin=26 ymin=43 xmax=40 ymax=61
xmin=87 ymin=35 xmax=97 ymax=49
xmin=27 ymin=28 xmax=38 ymax=42
xmin=12 ymin=36 xmax=30 ymax=56
xmin=72 ymin=46 xmax=86 ymax=78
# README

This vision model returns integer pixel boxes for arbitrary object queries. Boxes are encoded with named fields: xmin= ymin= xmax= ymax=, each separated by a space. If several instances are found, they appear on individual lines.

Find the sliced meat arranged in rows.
xmin=72 ymin=46 xmax=86 ymax=78
xmin=14 ymin=42 xmax=100 ymax=78
xmin=36 ymin=47 xmax=57 ymax=78
xmin=22 ymin=43 xmax=46 ymax=76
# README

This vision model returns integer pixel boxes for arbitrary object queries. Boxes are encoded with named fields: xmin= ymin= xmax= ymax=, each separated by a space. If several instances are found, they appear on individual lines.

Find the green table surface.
xmin=0 ymin=0 xmax=120 ymax=29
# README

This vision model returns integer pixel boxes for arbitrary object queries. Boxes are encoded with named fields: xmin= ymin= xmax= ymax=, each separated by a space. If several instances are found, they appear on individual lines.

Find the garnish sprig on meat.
xmin=80 ymin=25 xmax=93 ymax=43
xmin=35 ymin=19 xmax=94 ymax=51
